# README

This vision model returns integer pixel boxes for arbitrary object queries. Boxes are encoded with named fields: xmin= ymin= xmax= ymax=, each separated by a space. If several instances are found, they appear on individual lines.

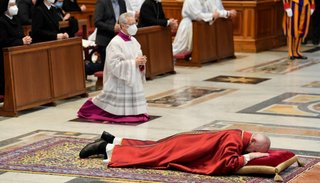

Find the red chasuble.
xmin=108 ymin=129 xmax=252 ymax=175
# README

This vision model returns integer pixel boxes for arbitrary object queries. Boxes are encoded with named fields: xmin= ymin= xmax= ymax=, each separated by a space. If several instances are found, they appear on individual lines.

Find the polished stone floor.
xmin=0 ymin=44 xmax=319 ymax=182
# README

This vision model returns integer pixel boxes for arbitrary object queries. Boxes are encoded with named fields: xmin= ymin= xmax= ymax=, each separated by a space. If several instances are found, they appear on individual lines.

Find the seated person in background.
xmin=32 ymin=0 xmax=69 ymax=43
xmin=77 ymin=12 xmax=149 ymax=123
xmin=16 ymin=0 xmax=36 ymax=25
xmin=62 ymin=0 xmax=86 ymax=12
xmin=54 ymin=0 xmax=78 ymax=37
xmin=138 ymin=0 xmax=178 ymax=30
xmin=173 ymin=0 xmax=236 ymax=56
xmin=125 ymin=0 xmax=144 ymax=20
xmin=0 ymin=0 xmax=32 ymax=97
xmin=79 ymin=129 xmax=270 ymax=175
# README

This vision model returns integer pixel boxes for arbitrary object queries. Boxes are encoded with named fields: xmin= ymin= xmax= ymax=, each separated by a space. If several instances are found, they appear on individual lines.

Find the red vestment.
xmin=108 ymin=129 xmax=252 ymax=175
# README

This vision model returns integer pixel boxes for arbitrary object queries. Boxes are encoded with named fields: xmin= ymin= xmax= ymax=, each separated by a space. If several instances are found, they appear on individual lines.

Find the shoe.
xmin=312 ymin=40 xmax=319 ymax=45
xmin=289 ymin=56 xmax=295 ymax=60
xmin=294 ymin=55 xmax=308 ymax=59
xmin=79 ymin=139 xmax=106 ymax=158
xmin=100 ymin=131 xmax=115 ymax=144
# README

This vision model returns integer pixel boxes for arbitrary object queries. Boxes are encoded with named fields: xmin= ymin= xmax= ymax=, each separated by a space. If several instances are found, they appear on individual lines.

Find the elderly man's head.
xmin=245 ymin=133 xmax=271 ymax=153
xmin=119 ymin=12 xmax=137 ymax=36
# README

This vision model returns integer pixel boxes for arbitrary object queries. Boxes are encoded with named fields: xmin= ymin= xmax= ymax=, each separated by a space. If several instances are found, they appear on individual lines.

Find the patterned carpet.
xmin=0 ymin=132 xmax=319 ymax=183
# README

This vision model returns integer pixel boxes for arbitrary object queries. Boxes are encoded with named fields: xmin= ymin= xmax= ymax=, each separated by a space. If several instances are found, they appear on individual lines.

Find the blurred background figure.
xmin=138 ymin=0 xmax=178 ymax=30
xmin=172 ymin=0 xmax=236 ymax=56
xmin=62 ymin=0 xmax=86 ymax=12
xmin=282 ymin=0 xmax=315 ymax=60
xmin=88 ymin=0 xmax=127 ymax=75
xmin=125 ymin=0 xmax=144 ymax=20
xmin=53 ymin=0 xmax=79 ymax=37
xmin=32 ymin=0 xmax=69 ymax=43
xmin=16 ymin=0 xmax=36 ymax=25
xmin=303 ymin=0 xmax=319 ymax=45
xmin=0 ymin=0 xmax=32 ymax=97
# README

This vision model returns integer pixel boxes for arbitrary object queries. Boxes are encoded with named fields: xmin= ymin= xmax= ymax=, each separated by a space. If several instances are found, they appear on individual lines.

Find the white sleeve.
xmin=217 ymin=9 xmax=229 ymax=18
xmin=243 ymin=154 xmax=251 ymax=165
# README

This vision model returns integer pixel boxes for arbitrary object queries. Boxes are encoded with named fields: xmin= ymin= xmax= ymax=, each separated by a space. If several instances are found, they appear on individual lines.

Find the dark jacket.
xmin=94 ymin=0 xmax=126 ymax=47
xmin=0 ymin=14 xmax=25 ymax=95
xmin=138 ymin=0 xmax=168 ymax=27
xmin=17 ymin=0 xmax=34 ymax=25
xmin=32 ymin=2 xmax=61 ymax=43
xmin=62 ymin=0 xmax=81 ymax=12
xmin=54 ymin=6 xmax=79 ymax=37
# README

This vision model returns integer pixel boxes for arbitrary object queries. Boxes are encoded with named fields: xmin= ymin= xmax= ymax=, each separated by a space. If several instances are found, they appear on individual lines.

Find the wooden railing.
xmin=0 ymin=37 xmax=87 ymax=116
xmin=135 ymin=26 xmax=175 ymax=79
xmin=176 ymin=19 xmax=235 ymax=67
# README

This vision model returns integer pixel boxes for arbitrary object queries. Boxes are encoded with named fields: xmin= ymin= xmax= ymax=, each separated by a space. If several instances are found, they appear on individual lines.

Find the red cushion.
xmin=76 ymin=27 xmax=95 ymax=37
xmin=0 ymin=95 xmax=4 ymax=102
xmin=174 ymin=51 xmax=192 ymax=59
xmin=94 ymin=71 xmax=103 ymax=78
xmin=247 ymin=150 xmax=295 ymax=167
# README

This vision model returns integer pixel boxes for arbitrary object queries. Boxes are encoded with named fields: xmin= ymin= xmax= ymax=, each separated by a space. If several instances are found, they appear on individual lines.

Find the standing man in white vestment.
xmin=172 ymin=0 xmax=237 ymax=56
xmin=77 ymin=12 xmax=150 ymax=123
xmin=125 ymin=0 xmax=144 ymax=20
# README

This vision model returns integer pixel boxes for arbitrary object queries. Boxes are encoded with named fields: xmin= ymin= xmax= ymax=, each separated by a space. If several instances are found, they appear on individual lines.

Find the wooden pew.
xmin=23 ymin=21 xmax=71 ymax=36
xmin=0 ymin=37 xmax=87 ymax=117
xmin=69 ymin=11 xmax=94 ymax=28
xmin=162 ymin=0 xmax=285 ymax=52
xmin=175 ymin=18 xmax=235 ymax=67
xmin=135 ymin=26 xmax=175 ymax=79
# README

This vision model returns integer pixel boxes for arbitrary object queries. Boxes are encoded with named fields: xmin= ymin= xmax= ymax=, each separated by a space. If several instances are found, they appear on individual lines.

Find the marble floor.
xmin=0 ymin=44 xmax=319 ymax=182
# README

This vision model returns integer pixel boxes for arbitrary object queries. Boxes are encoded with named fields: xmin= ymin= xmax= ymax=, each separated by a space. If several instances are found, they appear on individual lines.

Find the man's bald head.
xmin=245 ymin=133 xmax=271 ymax=153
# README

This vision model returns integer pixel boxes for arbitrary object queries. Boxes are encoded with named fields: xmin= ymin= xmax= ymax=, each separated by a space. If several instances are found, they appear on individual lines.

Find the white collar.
xmin=44 ymin=1 xmax=52 ymax=10
xmin=4 ymin=12 xmax=13 ymax=19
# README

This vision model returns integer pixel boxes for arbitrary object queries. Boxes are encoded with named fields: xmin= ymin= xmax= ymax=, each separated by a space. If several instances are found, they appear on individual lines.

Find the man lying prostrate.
xmin=79 ymin=129 xmax=270 ymax=175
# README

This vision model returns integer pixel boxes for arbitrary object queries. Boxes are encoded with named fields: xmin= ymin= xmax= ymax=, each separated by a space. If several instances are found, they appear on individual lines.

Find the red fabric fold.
xmin=77 ymin=99 xmax=149 ymax=123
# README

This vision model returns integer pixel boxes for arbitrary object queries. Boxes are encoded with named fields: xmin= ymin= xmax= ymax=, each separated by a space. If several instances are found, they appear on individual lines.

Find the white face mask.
xmin=8 ymin=5 xmax=18 ymax=16
xmin=47 ymin=0 xmax=55 ymax=4
xmin=127 ymin=24 xmax=138 ymax=36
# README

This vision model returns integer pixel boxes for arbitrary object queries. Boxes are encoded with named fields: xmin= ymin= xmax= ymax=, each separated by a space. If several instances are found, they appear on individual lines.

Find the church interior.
xmin=0 ymin=0 xmax=319 ymax=182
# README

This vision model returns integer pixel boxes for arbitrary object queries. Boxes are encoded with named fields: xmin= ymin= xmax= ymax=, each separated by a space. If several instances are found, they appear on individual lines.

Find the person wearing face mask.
xmin=53 ymin=0 xmax=78 ymax=37
xmin=62 ymin=0 xmax=86 ymax=12
xmin=77 ymin=12 xmax=149 ymax=123
xmin=172 ymin=0 xmax=237 ymax=56
xmin=16 ymin=0 xmax=36 ymax=25
xmin=138 ymin=0 xmax=178 ymax=30
xmin=0 ymin=0 xmax=32 ymax=99
xmin=31 ymin=0 xmax=69 ymax=43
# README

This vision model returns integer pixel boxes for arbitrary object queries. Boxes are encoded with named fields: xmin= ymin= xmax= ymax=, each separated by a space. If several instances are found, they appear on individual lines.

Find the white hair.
xmin=118 ymin=12 xmax=135 ymax=25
